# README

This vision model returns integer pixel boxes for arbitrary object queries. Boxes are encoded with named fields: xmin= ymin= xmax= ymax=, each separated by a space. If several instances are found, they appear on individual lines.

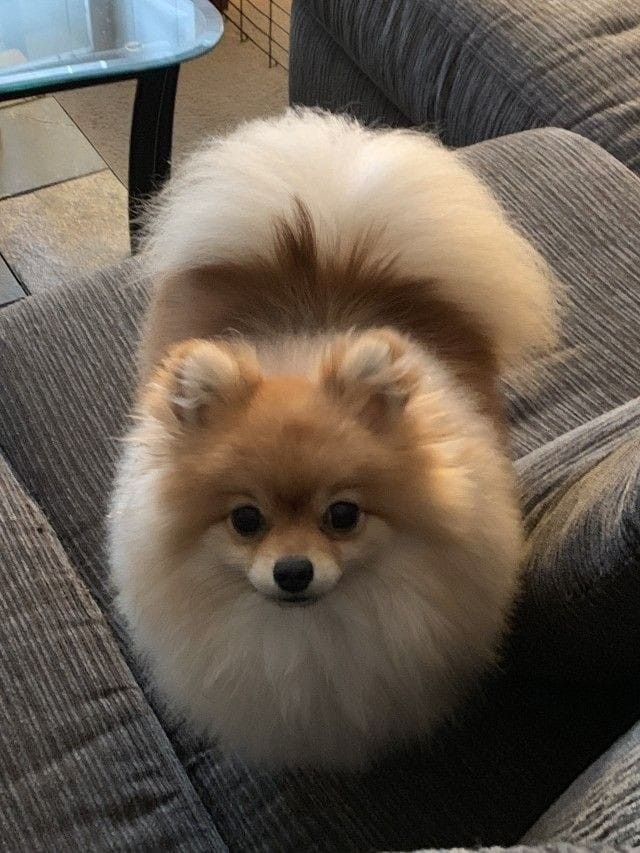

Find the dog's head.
xmin=138 ymin=328 xmax=490 ymax=608
xmin=113 ymin=326 xmax=522 ymax=766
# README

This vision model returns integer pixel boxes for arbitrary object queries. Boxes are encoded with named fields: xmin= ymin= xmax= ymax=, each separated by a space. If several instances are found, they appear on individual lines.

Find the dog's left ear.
xmin=321 ymin=329 xmax=422 ymax=430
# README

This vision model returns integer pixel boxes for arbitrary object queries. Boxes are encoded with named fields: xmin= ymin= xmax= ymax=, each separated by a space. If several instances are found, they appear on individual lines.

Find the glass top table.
xmin=0 ymin=0 xmax=224 ymax=245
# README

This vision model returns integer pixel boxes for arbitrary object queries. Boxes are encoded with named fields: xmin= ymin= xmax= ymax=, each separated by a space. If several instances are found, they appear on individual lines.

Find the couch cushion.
xmin=513 ymin=398 xmax=640 ymax=684
xmin=2 ymin=129 xmax=640 ymax=849
xmin=0 ymin=455 xmax=225 ymax=851
xmin=293 ymin=0 xmax=640 ymax=172
xmin=524 ymin=721 xmax=640 ymax=848
xmin=0 ymin=258 xmax=148 ymax=625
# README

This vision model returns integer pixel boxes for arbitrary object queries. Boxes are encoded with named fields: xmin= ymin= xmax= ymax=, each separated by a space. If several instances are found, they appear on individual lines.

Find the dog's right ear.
xmin=158 ymin=339 xmax=262 ymax=426
xmin=320 ymin=329 xmax=422 ymax=431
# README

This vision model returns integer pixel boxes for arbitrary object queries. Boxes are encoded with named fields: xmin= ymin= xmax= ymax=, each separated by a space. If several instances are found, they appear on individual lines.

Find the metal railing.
xmin=225 ymin=0 xmax=290 ymax=69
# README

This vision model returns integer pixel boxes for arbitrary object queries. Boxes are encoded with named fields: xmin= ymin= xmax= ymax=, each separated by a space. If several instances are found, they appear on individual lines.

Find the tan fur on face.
xmin=144 ymin=330 xmax=500 ymax=554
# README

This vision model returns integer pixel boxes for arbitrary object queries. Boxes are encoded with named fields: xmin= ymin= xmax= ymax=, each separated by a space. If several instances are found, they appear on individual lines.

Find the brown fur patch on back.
xmin=141 ymin=201 xmax=505 ymax=437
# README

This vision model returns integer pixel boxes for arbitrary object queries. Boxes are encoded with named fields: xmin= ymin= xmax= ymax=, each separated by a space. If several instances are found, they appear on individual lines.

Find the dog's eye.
xmin=325 ymin=501 xmax=361 ymax=533
xmin=230 ymin=505 xmax=264 ymax=537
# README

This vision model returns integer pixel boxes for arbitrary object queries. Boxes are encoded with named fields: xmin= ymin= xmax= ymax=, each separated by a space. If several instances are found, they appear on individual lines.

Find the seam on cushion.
xmin=305 ymin=0 xmax=554 ymax=131
xmin=567 ymin=92 xmax=640 ymax=144
xmin=299 ymin=2 xmax=413 ymax=125
xmin=0 ymin=447 xmax=231 ymax=852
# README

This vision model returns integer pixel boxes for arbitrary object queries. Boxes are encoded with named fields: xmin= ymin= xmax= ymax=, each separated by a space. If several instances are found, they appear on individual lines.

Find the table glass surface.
xmin=0 ymin=0 xmax=223 ymax=94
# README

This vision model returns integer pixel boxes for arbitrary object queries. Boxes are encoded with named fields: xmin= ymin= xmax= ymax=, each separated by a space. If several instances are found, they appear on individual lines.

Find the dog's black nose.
xmin=273 ymin=556 xmax=313 ymax=593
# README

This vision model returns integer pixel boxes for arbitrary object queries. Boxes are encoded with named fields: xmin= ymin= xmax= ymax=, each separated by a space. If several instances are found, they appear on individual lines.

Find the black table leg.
xmin=128 ymin=64 xmax=180 ymax=250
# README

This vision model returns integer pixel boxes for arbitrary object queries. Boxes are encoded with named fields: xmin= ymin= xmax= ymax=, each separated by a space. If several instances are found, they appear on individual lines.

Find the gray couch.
xmin=1 ymin=2 xmax=640 ymax=851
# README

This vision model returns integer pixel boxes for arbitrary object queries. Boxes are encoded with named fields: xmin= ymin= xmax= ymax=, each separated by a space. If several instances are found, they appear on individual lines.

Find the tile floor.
xmin=0 ymin=171 xmax=129 ymax=294
xmin=0 ymin=251 xmax=23 ymax=303
xmin=0 ymin=98 xmax=104 ymax=200
xmin=0 ymin=27 xmax=288 ymax=307
xmin=0 ymin=93 xmax=132 ymax=305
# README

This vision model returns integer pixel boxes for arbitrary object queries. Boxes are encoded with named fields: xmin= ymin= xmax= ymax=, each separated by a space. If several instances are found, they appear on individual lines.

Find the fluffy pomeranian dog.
xmin=109 ymin=109 xmax=556 ymax=769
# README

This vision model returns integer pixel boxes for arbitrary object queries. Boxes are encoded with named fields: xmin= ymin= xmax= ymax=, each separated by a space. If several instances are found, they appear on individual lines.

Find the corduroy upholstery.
xmin=290 ymin=0 xmax=640 ymax=171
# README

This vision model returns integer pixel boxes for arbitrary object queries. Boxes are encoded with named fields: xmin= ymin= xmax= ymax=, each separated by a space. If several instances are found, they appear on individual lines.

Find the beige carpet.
xmin=56 ymin=30 xmax=289 ymax=185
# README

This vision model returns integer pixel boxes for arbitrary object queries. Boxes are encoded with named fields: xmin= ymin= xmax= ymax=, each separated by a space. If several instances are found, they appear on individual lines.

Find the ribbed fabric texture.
xmin=0 ymin=457 xmax=226 ymax=851
xmin=0 ymin=258 xmax=147 ymax=623
xmin=2 ymin=131 xmax=640 ymax=850
xmin=291 ymin=0 xmax=640 ymax=172
xmin=289 ymin=2 xmax=412 ymax=127
xmin=422 ymin=846 xmax=620 ymax=853
xmin=513 ymin=403 xmax=640 ymax=684
xmin=524 ymin=722 xmax=640 ymax=849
